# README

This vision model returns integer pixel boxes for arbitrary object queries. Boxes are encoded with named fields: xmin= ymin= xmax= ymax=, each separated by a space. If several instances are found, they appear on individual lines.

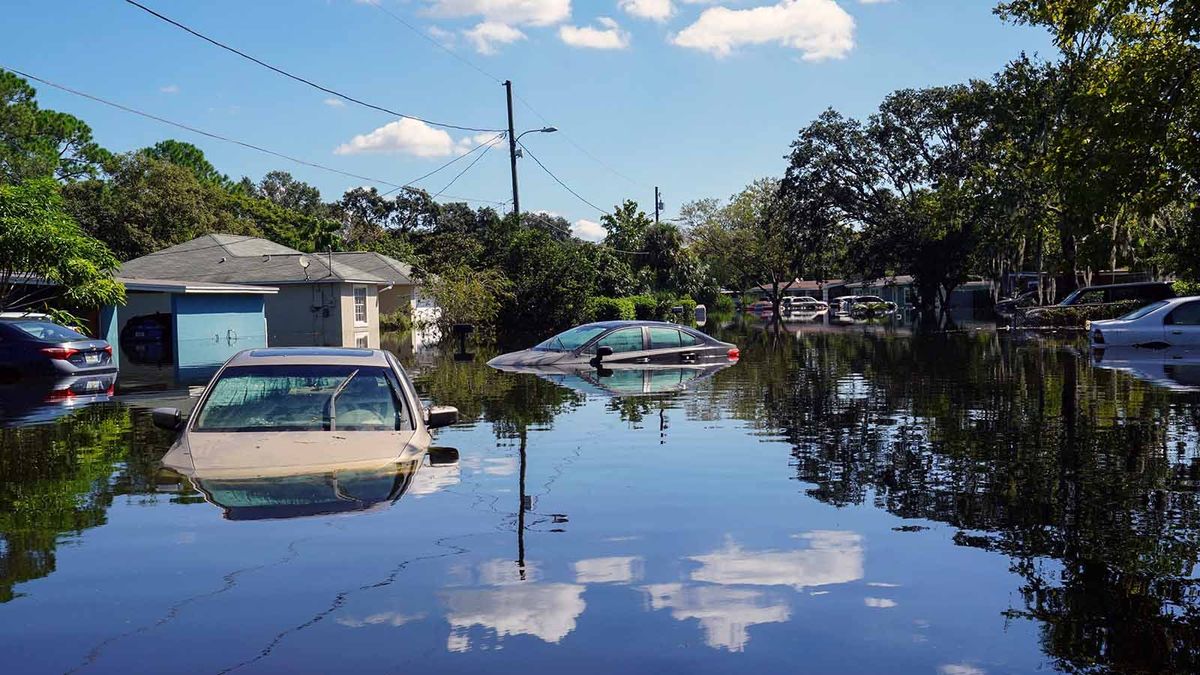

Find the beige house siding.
xmin=378 ymin=285 xmax=415 ymax=317
xmin=339 ymin=283 xmax=379 ymax=348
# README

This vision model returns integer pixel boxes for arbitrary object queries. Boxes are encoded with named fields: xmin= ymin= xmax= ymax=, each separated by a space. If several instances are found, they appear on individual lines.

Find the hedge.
xmin=588 ymin=296 xmax=636 ymax=321
xmin=1016 ymin=299 xmax=1146 ymax=328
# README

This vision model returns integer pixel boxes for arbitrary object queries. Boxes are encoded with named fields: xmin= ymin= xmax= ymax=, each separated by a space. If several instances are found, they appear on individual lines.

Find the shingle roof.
xmin=120 ymin=234 xmax=417 ymax=286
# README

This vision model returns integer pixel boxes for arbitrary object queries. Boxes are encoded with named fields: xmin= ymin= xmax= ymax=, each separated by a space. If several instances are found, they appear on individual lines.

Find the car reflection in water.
xmin=163 ymin=448 xmax=460 ymax=521
xmin=1090 ymin=346 xmax=1200 ymax=392
xmin=0 ymin=373 xmax=118 ymax=427
xmin=490 ymin=361 xmax=736 ymax=398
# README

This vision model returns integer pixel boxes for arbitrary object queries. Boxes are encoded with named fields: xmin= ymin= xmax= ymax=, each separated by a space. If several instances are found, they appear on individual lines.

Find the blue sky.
xmin=4 ymin=0 xmax=1054 ymax=240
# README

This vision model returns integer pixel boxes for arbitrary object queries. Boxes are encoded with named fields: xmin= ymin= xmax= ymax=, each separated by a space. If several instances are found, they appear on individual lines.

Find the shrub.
xmin=1174 ymin=280 xmax=1200 ymax=296
xmin=711 ymin=294 xmax=736 ymax=314
xmin=588 ymin=296 xmax=635 ymax=321
xmin=380 ymin=304 xmax=412 ymax=332
xmin=424 ymin=265 xmax=512 ymax=336
xmin=629 ymin=294 xmax=658 ymax=320
xmin=1018 ymin=300 xmax=1146 ymax=327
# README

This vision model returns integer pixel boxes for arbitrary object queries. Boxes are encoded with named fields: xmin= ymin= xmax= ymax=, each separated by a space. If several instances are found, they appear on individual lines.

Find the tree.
xmin=601 ymin=200 xmax=653 ymax=253
xmin=0 ymin=70 xmax=111 ymax=183
xmin=139 ymin=140 xmax=229 ymax=186
xmin=253 ymin=171 xmax=325 ymax=216
xmin=0 ymin=179 xmax=124 ymax=312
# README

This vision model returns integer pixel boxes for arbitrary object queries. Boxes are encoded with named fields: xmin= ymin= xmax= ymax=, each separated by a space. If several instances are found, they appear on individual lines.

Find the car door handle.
xmin=680 ymin=352 xmax=697 ymax=360
xmin=1171 ymin=330 xmax=1183 ymax=335
xmin=634 ymin=357 xmax=650 ymax=363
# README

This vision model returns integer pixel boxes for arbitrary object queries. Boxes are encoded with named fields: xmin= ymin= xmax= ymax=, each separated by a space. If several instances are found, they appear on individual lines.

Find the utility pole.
xmin=654 ymin=186 xmax=660 ymax=223
xmin=504 ymin=80 xmax=520 ymax=224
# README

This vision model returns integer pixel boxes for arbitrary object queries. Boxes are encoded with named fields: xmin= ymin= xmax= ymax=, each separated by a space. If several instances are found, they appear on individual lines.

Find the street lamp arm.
xmin=516 ymin=127 xmax=558 ymax=142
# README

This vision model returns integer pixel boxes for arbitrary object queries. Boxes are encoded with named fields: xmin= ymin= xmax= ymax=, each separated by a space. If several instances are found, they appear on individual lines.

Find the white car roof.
xmin=223 ymin=347 xmax=394 ymax=368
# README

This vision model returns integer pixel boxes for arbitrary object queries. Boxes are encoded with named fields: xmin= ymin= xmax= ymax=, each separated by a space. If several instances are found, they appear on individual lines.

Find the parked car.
xmin=1060 ymin=281 xmax=1175 ymax=307
xmin=487 ymin=321 xmax=740 ymax=369
xmin=782 ymin=296 xmax=829 ymax=314
xmin=155 ymin=347 xmax=459 ymax=477
xmin=0 ymin=318 xmax=116 ymax=378
xmin=833 ymin=296 xmax=897 ymax=316
xmin=994 ymin=289 xmax=1041 ymax=319
xmin=1088 ymin=296 xmax=1200 ymax=348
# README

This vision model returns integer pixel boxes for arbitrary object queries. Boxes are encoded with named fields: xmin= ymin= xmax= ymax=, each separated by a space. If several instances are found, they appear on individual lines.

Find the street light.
xmin=516 ymin=126 xmax=558 ymax=142
xmin=508 ymin=124 xmax=557 ymax=223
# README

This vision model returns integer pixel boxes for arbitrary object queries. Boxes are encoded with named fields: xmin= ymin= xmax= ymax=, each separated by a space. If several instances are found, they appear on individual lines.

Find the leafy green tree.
xmin=0 ymin=70 xmax=111 ymax=183
xmin=424 ymin=265 xmax=512 ymax=336
xmin=0 ymin=179 xmax=124 ymax=312
xmin=139 ymin=139 xmax=229 ymax=186
xmin=253 ymin=170 xmax=325 ymax=216
xmin=601 ymin=200 xmax=653 ymax=253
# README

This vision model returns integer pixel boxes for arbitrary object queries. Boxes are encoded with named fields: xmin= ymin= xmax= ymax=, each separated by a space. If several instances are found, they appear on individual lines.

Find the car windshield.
xmin=535 ymin=325 xmax=609 ymax=352
xmin=858 ymin=297 xmax=885 ymax=303
xmin=1118 ymin=300 xmax=1169 ymax=321
xmin=8 ymin=321 xmax=89 ymax=342
xmin=193 ymin=364 xmax=407 ymax=432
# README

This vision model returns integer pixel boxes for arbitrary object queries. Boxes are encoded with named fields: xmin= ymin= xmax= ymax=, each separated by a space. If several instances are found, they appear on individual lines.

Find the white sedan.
xmin=1088 ymin=296 xmax=1200 ymax=348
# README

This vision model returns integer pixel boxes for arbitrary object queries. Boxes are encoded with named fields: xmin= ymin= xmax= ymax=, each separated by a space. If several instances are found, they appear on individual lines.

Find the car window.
xmin=1072 ymin=289 xmax=1106 ymax=305
xmin=1119 ymin=300 xmax=1168 ymax=321
xmin=679 ymin=331 xmax=700 ymax=347
xmin=8 ymin=321 xmax=89 ymax=342
xmin=194 ymin=365 xmax=408 ymax=432
xmin=536 ymin=325 xmax=608 ymax=352
xmin=648 ymin=327 xmax=682 ymax=349
xmin=1167 ymin=301 xmax=1200 ymax=326
xmin=589 ymin=328 xmax=644 ymax=354
xmin=1111 ymin=286 xmax=1161 ymax=301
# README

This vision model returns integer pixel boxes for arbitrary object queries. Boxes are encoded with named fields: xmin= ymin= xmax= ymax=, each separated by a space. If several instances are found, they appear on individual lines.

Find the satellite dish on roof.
xmin=298 ymin=256 xmax=310 ymax=270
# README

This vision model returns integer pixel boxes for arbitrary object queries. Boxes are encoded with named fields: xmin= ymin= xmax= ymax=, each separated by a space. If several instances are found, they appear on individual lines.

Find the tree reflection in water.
xmin=723 ymin=322 xmax=1200 ymax=674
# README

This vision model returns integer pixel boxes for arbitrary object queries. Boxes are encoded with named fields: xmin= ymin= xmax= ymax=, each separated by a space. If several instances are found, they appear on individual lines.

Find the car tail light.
xmin=728 ymin=347 xmax=740 ymax=359
xmin=44 ymin=388 xmax=76 ymax=402
xmin=41 ymin=347 xmax=80 ymax=360
xmin=102 ymin=345 xmax=113 ymax=357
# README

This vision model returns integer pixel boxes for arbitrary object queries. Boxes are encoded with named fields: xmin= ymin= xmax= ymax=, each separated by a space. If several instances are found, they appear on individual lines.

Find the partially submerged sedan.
xmin=487 ymin=321 xmax=739 ymax=368
xmin=154 ymin=347 xmax=458 ymax=479
xmin=1088 ymin=296 xmax=1200 ymax=348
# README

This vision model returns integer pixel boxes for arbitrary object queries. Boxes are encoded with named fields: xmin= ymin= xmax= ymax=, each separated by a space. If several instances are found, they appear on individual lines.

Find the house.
xmin=105 ymin=234 xmax=429 ymax=384
xmin=751 ymin=279 xmax=846 ymax=302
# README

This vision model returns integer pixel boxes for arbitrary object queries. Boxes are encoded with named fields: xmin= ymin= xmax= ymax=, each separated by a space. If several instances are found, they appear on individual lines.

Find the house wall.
xmin=338 ymin=283 xmax=380 ymax=348
xmin=379 ymin=284 xmax=415 ymax=316
xmin=264 ymin=284 xmax=343 ymax=347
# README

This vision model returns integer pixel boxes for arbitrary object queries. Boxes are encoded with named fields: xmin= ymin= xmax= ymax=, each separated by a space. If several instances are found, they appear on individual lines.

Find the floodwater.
xmin=3 ymin=317 xmax=1200 ymax=674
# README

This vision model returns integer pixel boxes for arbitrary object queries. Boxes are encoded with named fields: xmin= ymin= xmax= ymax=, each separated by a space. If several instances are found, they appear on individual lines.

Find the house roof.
xmin=120 ymin=234 xmax=417 ymax=287
xmin=116 ymin=277 xmax=279 ymax=295
xmin=752 ymin=279 xmax=844 ymax=293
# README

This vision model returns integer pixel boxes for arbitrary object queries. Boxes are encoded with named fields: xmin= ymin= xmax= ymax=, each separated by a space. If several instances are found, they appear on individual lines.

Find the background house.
xmin=106 ymin=234 xmax=428 ymax=384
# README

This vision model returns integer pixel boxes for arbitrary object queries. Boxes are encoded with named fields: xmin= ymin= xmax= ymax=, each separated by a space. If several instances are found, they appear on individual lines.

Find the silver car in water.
xmin=154 ymin=347 xmax=458 ymax=478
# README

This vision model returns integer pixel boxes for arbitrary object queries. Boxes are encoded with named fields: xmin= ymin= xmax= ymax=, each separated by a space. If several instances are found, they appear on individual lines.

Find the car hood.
xmin=162 ymin=429 xmax=424 ymax=478
xmin=487 ymin=349 xmax=573 ymax=369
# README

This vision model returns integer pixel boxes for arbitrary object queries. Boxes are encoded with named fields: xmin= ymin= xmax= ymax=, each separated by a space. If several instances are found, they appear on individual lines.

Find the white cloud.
xmin=574 ymin=556 xmax=643 ymax=584
xmin=688 ymin=531 xmax=864 ymax=589
xmin=425 ymin=0 xmax=571 ymax=26
xmin=442 ymin=583 xmax=586 ymax=650
xmin=335 ymin=118 xmax=483 ymax=158
xmin=619 ymin=0 xmax=673 ymax=22
xmin=573 ymin=219 xmax=607 ymax=241
xmin=428 ymin=25 xmax=457 ymax=47
xmin=322 ymin=97 xmax=345 ymax=107
xmin=407 ymin=462 xmax=460 ymax=495
xmin=463 ymin=21 xmax=527 ymax=54
xmin=642 ymin=584 xmax=790 ymax=652
xmin=864 ymin=597 xmax=897 ymax=608
xmin=559 ymin=17 xmax=630 ymax=49
xmin=159 ymin=84 xmax=180 ymax=94
xmin=671 ymin=0 xmax=855 ymax=61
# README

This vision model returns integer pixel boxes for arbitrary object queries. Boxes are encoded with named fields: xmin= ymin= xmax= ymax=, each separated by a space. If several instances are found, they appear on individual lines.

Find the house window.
xmin=355 ymin=333 xmax=369 ymax=348
xmin=353 ymin=285 xmax=368 ymax=326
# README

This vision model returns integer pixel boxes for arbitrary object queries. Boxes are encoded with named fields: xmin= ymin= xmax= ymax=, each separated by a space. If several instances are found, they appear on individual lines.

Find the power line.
xmin=120 ymin=0 xmax=502 ymax=134
xmin=381 ymin=132 xmax=505 ymax=197
xmin=6 ymin=66 xmax=505 ymax=206
xmin=366 ymin=1 xmax=503 ymax=85
xmin=433 ymin=141 xmax=497 ymax=200
xmin=516 ymin=139 xmax=608 ymax=215
xmin=513 ymin=93 xmax=649 ymax=190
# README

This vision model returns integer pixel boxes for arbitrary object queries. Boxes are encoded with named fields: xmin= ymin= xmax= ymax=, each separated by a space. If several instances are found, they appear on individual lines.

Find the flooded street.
xmin=3 ymin=319 xmax=1200 ymax=674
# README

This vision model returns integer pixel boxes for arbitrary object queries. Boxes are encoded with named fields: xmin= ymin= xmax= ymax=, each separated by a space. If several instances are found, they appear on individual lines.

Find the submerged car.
xmin=1089 ymin=346 xmax=1200 ymax=392
xmin=491 ymin=362 xmax=736 ymax=398
xmin=782 ymin=296 xmax=829 ymax=315
xmin=487 ymin=321 xmax=739 ymax=368
xmin=0 ymin=318 xmax=116 ymax=378
xmin=154 ymin=347 xmax=458 ymax=478
xmin=1088 ymin=296 xmax=1200 ymax=348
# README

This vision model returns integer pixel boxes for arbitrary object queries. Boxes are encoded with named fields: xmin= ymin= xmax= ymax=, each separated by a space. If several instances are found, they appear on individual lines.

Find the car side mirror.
xmin=426 ymin=405 xmax=459 ymax=429
xmin=596 ymin=346 xmax=614 ymax=358
xmin=152 ymin=407 xmax=183 ymax=431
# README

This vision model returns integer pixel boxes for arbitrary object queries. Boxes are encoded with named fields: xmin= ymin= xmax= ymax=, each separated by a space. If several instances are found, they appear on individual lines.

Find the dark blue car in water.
xmin=0 ymin=318 xmax=116 ymax=378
